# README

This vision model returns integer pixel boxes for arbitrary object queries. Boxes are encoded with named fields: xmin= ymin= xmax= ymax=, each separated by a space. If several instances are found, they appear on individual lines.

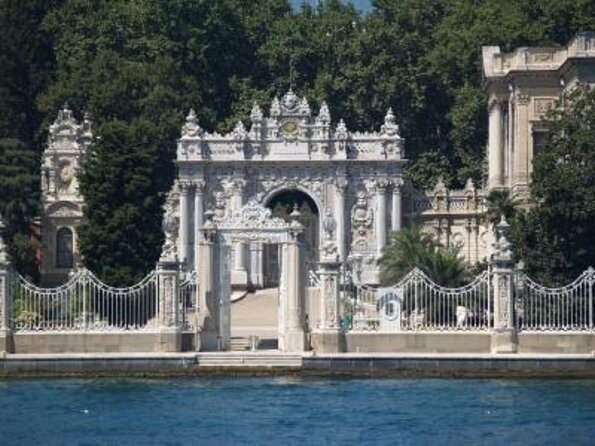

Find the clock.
xmin=280 ymin=120 xmax=299 ymax=138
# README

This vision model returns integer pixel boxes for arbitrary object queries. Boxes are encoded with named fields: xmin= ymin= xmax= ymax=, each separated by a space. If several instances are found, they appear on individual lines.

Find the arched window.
xmin=56 ymin=227 xmax=74 ymax=268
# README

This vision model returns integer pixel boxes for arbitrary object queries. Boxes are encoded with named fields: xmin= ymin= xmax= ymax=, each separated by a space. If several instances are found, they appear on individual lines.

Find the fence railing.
xmin=7 ymin=267 xmax=198 ymax=332
xmin=516 ymin=268 xmax=594 ymax=332
xmin=179 ymin=270 xmax=198 ymax=331
xmin=343 ymin=268 xmax=492 ymax=332
xmin=342 ymin=266 xmax=595 ymax=334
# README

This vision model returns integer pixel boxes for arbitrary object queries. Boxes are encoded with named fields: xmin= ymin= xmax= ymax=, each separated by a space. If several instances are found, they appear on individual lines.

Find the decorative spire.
xmin=335 ymin=119 xmax=348 ymax=139
xmin=250 ymin=102 xmax=263 ymax=122
xmin=318 ymin=102 xmax=331 ymax=124
xmin=381 ymin=107 xmax=400 ymax=137
xmin=0 ymin=213 xmax=9 ymax=266
xmin=493 ymin=215 xmax=513 ymax=264
xmin=270 ymin=96 xmax=281 ymax=116
xmin=299 ymin=96 xmax=310 ymax=115
xmin=181 ymin=109 xmax=202 ymax=138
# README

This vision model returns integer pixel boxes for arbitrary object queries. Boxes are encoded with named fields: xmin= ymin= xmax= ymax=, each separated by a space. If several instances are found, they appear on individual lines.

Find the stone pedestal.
xmin=281 ymin=223 xmax=306 ymax=353
xmin=196 ymin=222 xmax=220 ymax=351
xmin=490 ymin=216 xmax=518 ymax=354
xmin=0 ymin=261 xmax=13 ymax=354
xmin=313 ymin=256 xmax=344 ymax=353
xmin=491 ymin=328 xmax=518 ymax=353
xmin=156 ymin=260 xmax=182 ymax=352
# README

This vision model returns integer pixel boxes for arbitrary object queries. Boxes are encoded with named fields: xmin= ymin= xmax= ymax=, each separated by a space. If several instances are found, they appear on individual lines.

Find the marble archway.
xmin=260 ymin=190 xmax=319 ymax=287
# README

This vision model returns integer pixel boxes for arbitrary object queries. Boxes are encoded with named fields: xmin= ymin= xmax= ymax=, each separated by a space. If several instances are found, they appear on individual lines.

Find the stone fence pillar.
xmin=312 ymin=210 xmax=344 ymax=353
xmin=283 ymin=209 xmax=306 ymax=353
xmin=0 ymin=218 xmax=13 ymax=354
xmin=490 ymin=216 xmax=518 ymax=353
xmin=196 ymin=219 xmax=219 ymax=351
xmin=156 ymin=260 xmax=181 ymax=352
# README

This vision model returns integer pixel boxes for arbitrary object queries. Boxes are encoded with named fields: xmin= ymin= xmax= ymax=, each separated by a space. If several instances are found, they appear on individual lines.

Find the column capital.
xmin=193 ymin=179 xmax=206 ymax=193
xmin=374 ymin=178 xmax=390 ymax=193
xmin=391 ymin=178 xmax=404 ymax=193
xmin=178 ymin=180 xmax=193 ymax=194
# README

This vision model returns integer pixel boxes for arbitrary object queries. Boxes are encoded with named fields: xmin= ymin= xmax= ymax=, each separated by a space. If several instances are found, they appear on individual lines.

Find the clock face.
xmin=280 ymin=120 xmax=299 ymax=138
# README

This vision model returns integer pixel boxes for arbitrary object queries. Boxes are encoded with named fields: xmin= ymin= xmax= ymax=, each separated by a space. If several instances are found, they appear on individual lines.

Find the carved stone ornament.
xmin=351 ymin=191 xmax=373 ymax=245
xmin=381 ymin=107 xmax=400 ymax=138
xmin=0 ymin=214 xmax=9 ymax=265
xmin=57 ymin=160 xmax=78 ymax=195
xmin=159 ymin=185 xmax=180 ymax=262
xmin=181 ymin=109 xmax=202 ymax=138
xmin=217 ymin=199 xmax=288 ymax=230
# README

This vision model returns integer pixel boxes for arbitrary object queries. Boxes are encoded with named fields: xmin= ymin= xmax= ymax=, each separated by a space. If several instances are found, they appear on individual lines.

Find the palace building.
xmin=39 ymin=33 xmax=595 ymax=286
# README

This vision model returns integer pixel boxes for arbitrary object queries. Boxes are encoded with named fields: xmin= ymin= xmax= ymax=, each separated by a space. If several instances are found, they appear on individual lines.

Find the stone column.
xmin=335 ymin=177 xmax=347 ymax=262
xmin=196 ymin=220 xmax=219 ymax=351
xmin=513 ymin=93 xmax=530 ymax=198
xmin=193 ymin=180 xmax=205 ymax=272
xmin=488 ymin=100 xmax=503 ymax=189
xmin=249 ymin=242 xmax=264 ymax=288
xmin=0 ymin=221 xmax=12 ymax=353
xmin=490 ymin=216 xmax=518 ymax=353
xmin=156 ymin=260 xmax=181 ymax=352
xmin=391 ymin=180 xmax=402 ymax=231
xmin=231 ymin=177 xmax=248 ymax=287
xmin=283 ymin=215 xmax=306 ymax=353
xmin=178 ymin=181 xmax=192 ymax=266
xmin=375 ymin=179 xmax=389 ymax=256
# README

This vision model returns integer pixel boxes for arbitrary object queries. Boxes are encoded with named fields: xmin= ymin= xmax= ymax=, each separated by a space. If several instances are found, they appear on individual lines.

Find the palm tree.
xmin=485 ymin=189 xmax=517 ymax=226
xmin=378 ymin=227 xmax=468 ymax=287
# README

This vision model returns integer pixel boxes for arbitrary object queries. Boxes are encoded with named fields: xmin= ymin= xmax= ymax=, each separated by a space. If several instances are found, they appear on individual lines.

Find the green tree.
xmin=0 ymin=139 xmax=40 ymax=279
xmin=485 ymin=189 xmax=518 ymax=226
xmin=515 ymin=86 xmax=595 ymax=286
xmin=378 ymin=227 xmax=468 ymax=287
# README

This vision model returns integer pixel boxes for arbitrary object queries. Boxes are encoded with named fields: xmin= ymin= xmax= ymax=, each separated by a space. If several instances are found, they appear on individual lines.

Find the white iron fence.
xmin=342 ymin=267 xmax=595 ymax=333
xmin=8 ymin=268 xmax=198 ymax=332
xmin=343 ymin=268 xmax=491 ymax=332
xmin=516 ymin=268 xmax=594 ymax=331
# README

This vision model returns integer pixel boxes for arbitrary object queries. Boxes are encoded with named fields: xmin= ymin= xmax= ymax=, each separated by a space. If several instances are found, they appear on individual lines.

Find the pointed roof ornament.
xmin=381 ymin=107 xmax=400 ymax=137
xmin=270 ymin=96 xmax=281 ymax=116
xmin=281 ymin=89 xmax=299 ymax=112
xmin=318 ymin=101 xmax=331 ymax=124
xmin=181 ymin=108 xmax=202 ymax=138
xmin=299 ymin=96 xmax=310 ymax=115
xmin=250 ymin=102 xmax=263 ymax=122
xmin=335 ymin=119 xmax=348 ymax=139
xmin=231 ymin=120 xmax=247 ymax=139
xmin=57 ymin=102 xmax=75 ymax=124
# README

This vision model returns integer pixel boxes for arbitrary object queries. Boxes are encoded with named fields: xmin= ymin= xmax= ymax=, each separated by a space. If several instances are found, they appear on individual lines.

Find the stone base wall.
xmin=344 ymin=332 xmax=492 ymax=353
xmin=12 ymin=332 xmax=181 ymax=354
xmin=518 ymin=333 xmax=595 ymax=354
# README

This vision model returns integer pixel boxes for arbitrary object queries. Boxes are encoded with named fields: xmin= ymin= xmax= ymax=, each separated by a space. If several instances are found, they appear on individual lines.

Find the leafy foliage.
xmin=515 ymin=86 xmax=595 ymax=286
xmin=1 ymin=0 xmax=595 ymax=283
xmin=379 ymin=227 xmax=468 ymax=287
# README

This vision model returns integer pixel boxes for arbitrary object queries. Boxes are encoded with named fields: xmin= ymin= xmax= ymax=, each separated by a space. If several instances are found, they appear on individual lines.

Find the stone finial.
xmin=82 ymin=110 xmax=92 ymax=135
xmin=464 ymin=178 xmax=475 ymax=191
xmin=493 ymin=215 xmax=513 ymax=264
xmin=181 ymin=109 xmax=202 ymax=138
xmin=318 ymin=102 xmax=331 ymax=124
xmin=433 ymin=177 xmax=447 ymax=194
xmin=289 ymin=203 xmax=303 ymax=231
xmin=299 ymin=96 xmax=310 ymax=115
xmin=335 ymin=119 xmax=348 ymax=139
xmin=0 ymin=213 xmax=10 ymax=266
xmin=270 ymin=96 xmax=281 ymax=116
xmin=250 ymin=102 xmax=263 ymax=122
xmin=57 ymin=103 xmax=75 ymax=124
xmin=381 ymin=107 xmax=400 ymax=137
xmin=281 ymin=89 xmax=299 ymax=112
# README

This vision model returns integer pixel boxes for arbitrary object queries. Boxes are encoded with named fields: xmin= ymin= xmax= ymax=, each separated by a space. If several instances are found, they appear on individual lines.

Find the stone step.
xmin=196 ymin=352 xmax=302 ymax=368
xmin=230 ymin=337 xmax=251 ymax=351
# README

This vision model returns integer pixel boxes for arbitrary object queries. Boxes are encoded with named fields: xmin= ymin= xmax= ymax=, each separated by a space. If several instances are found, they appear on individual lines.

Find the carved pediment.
xmin=45 ymin=201 xmax=81 ymax=218
xmin=217 ymin=199 xmax=288 ymax=230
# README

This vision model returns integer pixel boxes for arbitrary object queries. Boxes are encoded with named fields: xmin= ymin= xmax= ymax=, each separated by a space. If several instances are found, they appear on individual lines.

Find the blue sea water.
xmin=0 ymin=377 xmax=594 ymax=445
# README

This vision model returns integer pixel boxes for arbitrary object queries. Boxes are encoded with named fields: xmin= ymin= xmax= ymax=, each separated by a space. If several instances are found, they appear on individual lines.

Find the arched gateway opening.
xmin=263 ymin=189 xmax=319 ymax=287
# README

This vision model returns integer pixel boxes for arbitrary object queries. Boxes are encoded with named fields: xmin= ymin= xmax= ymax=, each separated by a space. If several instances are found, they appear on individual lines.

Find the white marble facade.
xmin=40 ymin=105 xmax=91 ymax=286
xmin=170 ymin=89 xmax=405 ymax=285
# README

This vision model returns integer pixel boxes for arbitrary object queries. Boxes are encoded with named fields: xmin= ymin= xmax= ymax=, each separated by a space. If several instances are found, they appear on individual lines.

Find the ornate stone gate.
xmin=195 ymin=199 xmax=307 ymax=352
